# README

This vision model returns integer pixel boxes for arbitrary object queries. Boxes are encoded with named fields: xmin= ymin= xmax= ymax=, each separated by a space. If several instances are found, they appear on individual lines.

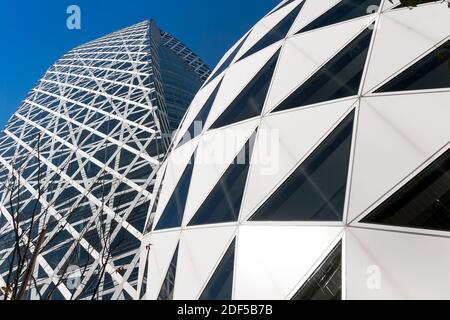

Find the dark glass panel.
xmin=269 ymin=0 xmax=296 ymax=16
xmin=251 ymin=112 xmax=354 ymax=221
xmin=188 ymin=132 xmax=256 ymax=226
xmin=375 ymin=41 xmax=450 ymax=92
xmin=199 ymin=239 xmax=236 ymax=300
xmin=292 ymin=241 xmax=342 ymax=300
xmin=396 ymin=0 xmax=440 ymax=8
xmin=238 ymin=2 xmax=305 ymax=61
xmin=210 ymin=50 xmax=280 ymax=130
xmin=299 ymin=0 xmax=381 ymax=33
xmin=274 ymin=27 xmax=373 ymax=113
xmin=361 ymin=148 xmax=450 ymax=232
xmin=177 ymin=80 xmax=223 ymax=148
xmin=158 ymin=244 xmax=179 ymax=300
xmin=154 ymin=152 xmax=196 ymax=230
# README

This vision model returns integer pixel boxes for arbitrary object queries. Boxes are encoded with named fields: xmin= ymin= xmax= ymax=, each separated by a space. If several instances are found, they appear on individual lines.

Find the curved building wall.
xmin=142 ymin=0 xmax=450 ymax=300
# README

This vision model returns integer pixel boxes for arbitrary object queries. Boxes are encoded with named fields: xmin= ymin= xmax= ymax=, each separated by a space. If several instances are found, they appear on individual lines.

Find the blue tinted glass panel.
xmin=177 ymin=80 xmax=223 ymax=148
xmin=292 ymin=241 xmax=342 ymax=300
xmin=158 ymin=244 xmax=179 ymax=300
xmin=251 ymin=112 xmax=354 ymax=221
xmin=188 ymin=133 xmax=256 ymax=226
xmin=274 ymin=27 xmax=373 ymax=113
xmin=155 ymin=152 xmax=196 ymax=230
xmin=361 ymin=147 xmax=450 ymax=231
xmin=396 ymin=0 xmax=439 ymax=8
xmin=199 ymin=239 xmax=236 ymax=300
xmin=238 ymin=2 xmax=305 ymax=61
xmin=210 ymin=50 xmax=280 ymax=130
xmin=299 ymin=0 xmax=381 ymax=33
xmin=375 ymin=41 xmax=450 ymax=92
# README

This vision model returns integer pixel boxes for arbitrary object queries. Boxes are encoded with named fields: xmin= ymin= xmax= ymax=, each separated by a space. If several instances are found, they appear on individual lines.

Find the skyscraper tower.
xmin=0 ymin=20 xmax=210 ymax=300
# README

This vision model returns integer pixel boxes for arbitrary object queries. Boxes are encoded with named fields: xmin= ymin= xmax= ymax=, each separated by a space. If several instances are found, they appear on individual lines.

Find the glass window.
xmin=189 ymin=133 xmax=255 ymax=226
xmin=299 ymin=0 xmax=381 ymax=33
xmin=238 ymin=2 xmax=305 ymax=61
xmin=199 ymin=239 xmax=236 ymax=300
xmin=158 ymin=244 xmax=179 ymax=300
xmin=251 ymin=112 xmax=354 ymax=221
xmin=292 ymin=241 xmax=342 ymax=300
xmin=396 ymin=0 xmax=440 ymax=8
xmin=375 ymin=41 xmax=450 ymax=92
xmin=274 ymin=27 xmax=373 ymax=113
xmin=177 ymin=80 xmax=222 ymax=148
xmin=210 ymin=50 xmax=280 ymax=130
xmin=362 ymin=147 xmax=450 ymax=231
xmin=269 ymin=0 xmax=297 ymax=16
xmin=154 ymin=152 xmax=196 ymax=230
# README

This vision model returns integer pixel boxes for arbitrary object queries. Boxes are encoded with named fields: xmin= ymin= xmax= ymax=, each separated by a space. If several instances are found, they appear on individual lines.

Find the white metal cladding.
xmin=0 ymin=20 xmax=210 ymax=300
xmin=142 ymin=0 xmax=450 ymax=300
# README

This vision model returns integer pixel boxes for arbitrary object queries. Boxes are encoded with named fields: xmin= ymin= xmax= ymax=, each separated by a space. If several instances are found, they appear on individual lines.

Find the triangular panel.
xmin=234 ymin=226 xmax=342 ymax=300
xmin=238 ymin=1 xmax=305 ymax=61
xmin=146 ymin=231 xmax=180 ymax=300
xmin=361 ymin=147 xmax=450 ymax=231
xmin=189 ymin=131 xmax=256 ymax=226
xmin=346 ymin=228 xmax=450 ymax=299
xmin=269 ymin=0 xmax=297 ymax=16
xmin=250 ymin=111 xmax=354 ymax=222
xmin=298 ymin=0 xmax=381 ymax=33
xmin=289 ymin=0 xmax=341 ymax=35
xmin=173 ymin=75 xmax=224 ymax=148
xmin=347 ymin=92 xmax=450 ymax=223
xmin=154 ymin=152 xmax=196 ymax=230
xmin=292 ymin=241 xmax=342 ymax=300
xmin=174 ymin=226 xmax=237 ymax=300
xmin=203 ymin=33 xmax=250 ymax=87
xmin=199 ymin=239 xmax=236 ymax=300
xmin=265 ymin=16 xmax=374 ymax=113
xmin=363 ymin=5 xmax=450 ymax=93
xmin=206 ymin=43 xmax=282 ymax=130
xmin=273 ymin=27 xmax=373 ymax=113
xmin=375 ymin=40 xmax=450 ymax=92
xmin=210 ymin=49 xmax=281 ymax=130
xmin=241 ymin=99 xmax=356 ymax=221
xmin=184 ymin=120 xmax=259 ymax=226
xmin=177 ymin=80 xmax=223 ymax=148
xmin=157 ymin=244 xmax=179 ymax=300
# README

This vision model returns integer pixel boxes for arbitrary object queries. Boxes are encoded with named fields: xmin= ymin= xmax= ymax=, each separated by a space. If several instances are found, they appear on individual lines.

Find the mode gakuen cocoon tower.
xmin=140 ymin=0 xmax=450 ymax=300
xmin=0 ymin=20 xmax=210 ymax=300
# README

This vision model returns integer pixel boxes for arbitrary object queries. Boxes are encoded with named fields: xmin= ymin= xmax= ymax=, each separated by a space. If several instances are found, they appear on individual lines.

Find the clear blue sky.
xmin=0 ymin=0 xmax=280 ymax=129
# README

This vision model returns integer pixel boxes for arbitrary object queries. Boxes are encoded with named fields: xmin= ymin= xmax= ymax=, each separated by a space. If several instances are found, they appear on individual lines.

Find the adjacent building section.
xmin=0 ymin=20 xmax=210 ymax=300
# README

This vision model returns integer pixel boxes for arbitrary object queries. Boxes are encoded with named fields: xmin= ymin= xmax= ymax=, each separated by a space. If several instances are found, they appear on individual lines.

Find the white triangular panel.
xmin=348 ymin=92 xmax=450 ymax=223
xmin=362 ymin=3 xmax=450 ymax=93
xmin=183 ymin=119 xmax=259 ymax=226
xmin=241 ymin=99 xmax=356 ymax=221
xmin=288 ymin=0 xmax=341 ymax=35
xmin=146 ymin=230 xmax=180 ymax=300
xmin=173 ymin=74 xmax=224 ymax=147
xmin=234 ymin=0 xmax=302 ymax=61
xmin=173 ymin=226 xmax=237 ymax=300
xmin=382 ymin=0 xmax=400 ymax=11
xmin=346 ymin=227 xmax=450 ymax=299
xmin=152 ymin=139 xmax=198 ymax=229
xmin=205 ymin=42 xmax=282 ymax=130
xmin=265 ymin=16 xmax=373 ymax=113
xmin=234 ymin=226 xmax=343 ymax=300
